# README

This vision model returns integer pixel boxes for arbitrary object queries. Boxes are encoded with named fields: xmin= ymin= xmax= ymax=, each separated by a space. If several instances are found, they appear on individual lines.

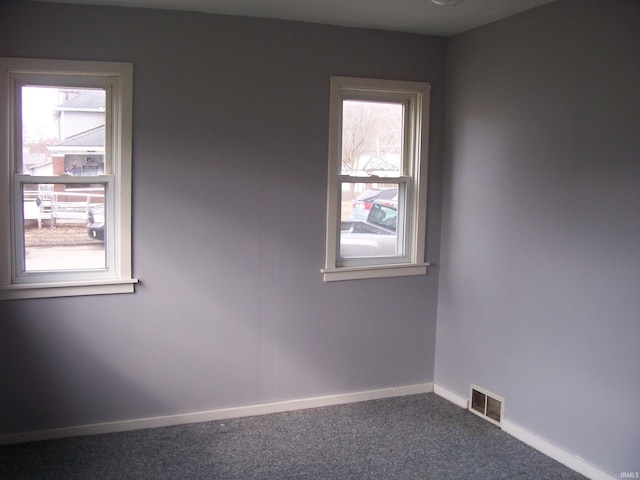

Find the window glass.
xmin=21 ymin=183 xmax=106 ymax=271
xmin=342 ymin=183 xmax=398 ymax=221
xmin=19 ymin=86 xmax=108 ymax=273
xmin=21 ymin=86 xmax=106 ymax=176
xmin=341 ymin=100 xmax=403 ymax=176
xmin=339 ymin=182 xmax=401 ymax=259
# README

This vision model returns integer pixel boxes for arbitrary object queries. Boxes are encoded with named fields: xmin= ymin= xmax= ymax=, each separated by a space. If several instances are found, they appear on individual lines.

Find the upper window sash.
xmin=11 ymin=75 xmax=115 ymax=176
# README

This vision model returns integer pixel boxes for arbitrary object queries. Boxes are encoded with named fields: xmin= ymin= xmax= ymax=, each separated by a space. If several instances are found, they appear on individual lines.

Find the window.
xmin=0 ymin=58 xmax=136 ymax=299
xmin=322 ymin=77 xmax=430 ymax=281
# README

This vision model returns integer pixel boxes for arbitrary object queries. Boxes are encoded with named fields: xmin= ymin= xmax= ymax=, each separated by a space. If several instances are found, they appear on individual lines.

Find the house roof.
xmin=53 ymin=125 xmax=105 ymax=148
xmin=361 ymin=154 xmax=401 ymax=172
xmin=56 ymin=90 xmax=105 ymax=110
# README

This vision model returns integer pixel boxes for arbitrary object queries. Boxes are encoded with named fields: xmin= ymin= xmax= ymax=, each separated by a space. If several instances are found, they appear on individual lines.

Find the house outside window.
xmin=0 ymin=58 xmax=136 ymax=300
xmin=323 ymin=76 xmax=430 ymax=282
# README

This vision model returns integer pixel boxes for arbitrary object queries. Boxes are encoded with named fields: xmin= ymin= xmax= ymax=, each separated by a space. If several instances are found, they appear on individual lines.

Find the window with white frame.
xmin=0 ymin=58 xmax=136 ymax=300
xmin=322 ymin=76 xmax=430 ymax=282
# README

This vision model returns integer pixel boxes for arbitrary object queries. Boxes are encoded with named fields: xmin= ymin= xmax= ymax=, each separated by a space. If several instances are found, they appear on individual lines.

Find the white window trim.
xmin=0 ymin=57 xmax=137 ymax=300
xmin=322 ymin=76 xmax=430 ymax=282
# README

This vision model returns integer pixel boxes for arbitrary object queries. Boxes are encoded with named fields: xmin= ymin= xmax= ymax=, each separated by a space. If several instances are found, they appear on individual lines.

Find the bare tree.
xmin=341 ymin=100 xmax=402 ymax=174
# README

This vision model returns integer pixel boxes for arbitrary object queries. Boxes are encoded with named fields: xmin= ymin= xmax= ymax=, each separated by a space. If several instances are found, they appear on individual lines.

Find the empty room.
xmin=0 ymin=0 xmax=638 ymax=478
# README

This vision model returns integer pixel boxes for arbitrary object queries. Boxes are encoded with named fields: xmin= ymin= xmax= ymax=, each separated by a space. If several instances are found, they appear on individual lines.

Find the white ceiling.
xmin=35 ymin=0 xmax=556 ymax=36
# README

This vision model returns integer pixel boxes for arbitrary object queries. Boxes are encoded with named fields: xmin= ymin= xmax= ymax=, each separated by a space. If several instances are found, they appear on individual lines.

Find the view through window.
xmin=339 ymin=100 xmax=404 ymax=258
xmin=20 ymin=86 xmax=106 ymax=272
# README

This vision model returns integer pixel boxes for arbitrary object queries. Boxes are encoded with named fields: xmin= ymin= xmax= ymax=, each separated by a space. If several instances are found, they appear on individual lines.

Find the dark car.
xmin=349 ymin=187 xmax=397 ymax=221
xmin=340 ymin=198 xmax=398 ymax=257
xmin=87 ymin=203 xmax=104 ymax=240
xmin=365 ymin=199 xmax=397 ymax=233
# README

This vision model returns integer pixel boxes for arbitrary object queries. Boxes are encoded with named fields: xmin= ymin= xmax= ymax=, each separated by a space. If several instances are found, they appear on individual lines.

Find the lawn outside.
xmin=24 ymin=221 xmax=98 ymax=247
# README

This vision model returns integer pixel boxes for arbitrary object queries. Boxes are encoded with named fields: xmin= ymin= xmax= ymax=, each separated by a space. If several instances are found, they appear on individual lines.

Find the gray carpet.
xmin=0 ymin=393 xmax=586 ymax=479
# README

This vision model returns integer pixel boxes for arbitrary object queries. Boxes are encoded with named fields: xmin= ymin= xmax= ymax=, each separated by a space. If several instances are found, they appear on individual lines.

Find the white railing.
xmin=24 ymin=191 xmax=104 ymax=228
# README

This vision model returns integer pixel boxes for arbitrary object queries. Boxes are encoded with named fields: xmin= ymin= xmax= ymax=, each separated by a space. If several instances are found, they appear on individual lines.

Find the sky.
xmin=21 ymin=86 xmax=60 ymax=144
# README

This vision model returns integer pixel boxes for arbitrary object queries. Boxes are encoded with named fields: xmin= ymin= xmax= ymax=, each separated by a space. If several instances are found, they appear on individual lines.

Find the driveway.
xmin=25 ymin=244 xmax=105 ymax=271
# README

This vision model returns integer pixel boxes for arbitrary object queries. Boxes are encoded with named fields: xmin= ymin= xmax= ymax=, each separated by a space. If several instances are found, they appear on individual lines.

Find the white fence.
xmin=23 ymin=190 xmax=104 ymax=228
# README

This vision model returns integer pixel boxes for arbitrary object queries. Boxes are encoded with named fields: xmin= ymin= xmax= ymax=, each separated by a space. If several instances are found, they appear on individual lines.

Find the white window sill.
xmin=322 ymin=263 xmax=429 ymax=282
xmin=0 ymin=278 xmax=138 ymax=300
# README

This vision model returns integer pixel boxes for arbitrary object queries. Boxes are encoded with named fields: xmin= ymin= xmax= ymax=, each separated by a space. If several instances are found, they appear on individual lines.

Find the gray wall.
xmin=0 ymin=1 xmax=445 ymax=434
xmin=436 ymin=0 xmax=640 ymax=476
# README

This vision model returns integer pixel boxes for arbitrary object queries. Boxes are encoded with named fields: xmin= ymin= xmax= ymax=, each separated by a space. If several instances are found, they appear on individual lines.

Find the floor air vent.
xmin=469 ymin=384 xmax=504 ymax=427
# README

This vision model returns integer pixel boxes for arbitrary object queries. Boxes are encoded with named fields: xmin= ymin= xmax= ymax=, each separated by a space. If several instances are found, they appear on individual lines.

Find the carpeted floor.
xmin=0 ymin=393 xmax=586 ymax=479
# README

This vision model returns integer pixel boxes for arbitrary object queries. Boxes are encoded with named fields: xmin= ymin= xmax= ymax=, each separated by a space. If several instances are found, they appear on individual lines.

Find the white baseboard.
xmin=502 ymin=420 xmax=615 ymax=480
xmin=433 ymin=384 xmax=615 ymax=480
xmin=433 ymin=383 xmax=468 ymax=409
xmin=0 ymin=382 xmax=433 ymax=445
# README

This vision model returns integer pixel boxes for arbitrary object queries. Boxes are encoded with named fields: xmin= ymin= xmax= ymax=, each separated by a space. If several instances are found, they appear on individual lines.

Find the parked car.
xmin=349 ymin=188 xmax=397 ymax=221
xmin=87 ymin=203 xmax=104 ymax=240
xmin=341 ymin=198 xmax=398 ymax=257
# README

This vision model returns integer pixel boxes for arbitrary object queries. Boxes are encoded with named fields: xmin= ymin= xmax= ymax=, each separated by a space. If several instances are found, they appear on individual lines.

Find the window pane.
xmin=341 ymin=100 xmax=403 ymax=176
xmin=22 ymin=183 xmax=106 ymax=271
xmin=21 ymin=86 xmax=106 ymax=176
xmin=339 ymin=182 xmax=401 ymax=258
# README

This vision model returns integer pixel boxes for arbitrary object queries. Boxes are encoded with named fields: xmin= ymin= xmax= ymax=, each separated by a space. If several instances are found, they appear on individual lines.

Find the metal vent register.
xmin=470 ymin=384 xmax=504 ymax=427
